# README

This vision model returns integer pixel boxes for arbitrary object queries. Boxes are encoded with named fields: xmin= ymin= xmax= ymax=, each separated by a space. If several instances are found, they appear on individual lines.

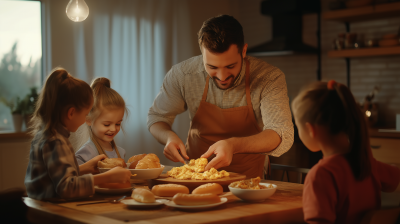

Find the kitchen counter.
xmin=24 ymin=179 xmax=305 ymax=224
xmin=369 ymin=128 xmax=400 ymax=139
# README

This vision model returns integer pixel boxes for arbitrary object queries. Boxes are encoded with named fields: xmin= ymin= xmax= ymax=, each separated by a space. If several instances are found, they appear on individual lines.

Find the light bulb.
xmin=66 ymin=0 xmax=89 ymax=22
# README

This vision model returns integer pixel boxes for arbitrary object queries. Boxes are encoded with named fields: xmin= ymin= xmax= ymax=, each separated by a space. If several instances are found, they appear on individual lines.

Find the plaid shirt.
xmin=148 ymin=55 xmax=294 ymax=157
xmin=25 ymin=125 xmax=94 ymax=200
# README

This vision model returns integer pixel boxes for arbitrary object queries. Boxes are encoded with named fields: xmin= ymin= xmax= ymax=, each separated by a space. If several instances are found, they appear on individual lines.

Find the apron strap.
xmin=202 ymin=76 xmax=210 ymax=101
xmin=245 ymin=58 xmax=252 ymax=108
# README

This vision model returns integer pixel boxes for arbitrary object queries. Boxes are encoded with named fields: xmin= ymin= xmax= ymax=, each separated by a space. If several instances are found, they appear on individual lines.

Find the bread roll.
xmin=151 ymin=184 xmax=189 ymax=197
xmin=172 ymin=193 xmax=221 ymax=206
xmin=192 ymin=183 xmax=223 ymax=195
xmin=127 ymin=154 xmax=147 ymax=163
xmin=98 ymin=182 xmax=131 ymax=189
xmin=98 ymin=158 xmax=127 ymax=168
xmin=129 ymin=160 xmax=140 ymax=169
xmin=135 ymin=153 xmax=161 ymax=169
xmin=132 ymin=188 xmax=155 ymax=203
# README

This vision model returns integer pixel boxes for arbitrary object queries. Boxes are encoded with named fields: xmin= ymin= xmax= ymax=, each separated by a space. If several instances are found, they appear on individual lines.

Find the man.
xmin=147 ymin=15 xmax=293 ymax=178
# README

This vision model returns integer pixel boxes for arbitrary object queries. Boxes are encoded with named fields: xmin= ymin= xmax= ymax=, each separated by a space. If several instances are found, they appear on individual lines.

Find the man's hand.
xmin=163 ymin=135 xmax=189 ymax=164
xmin=201 ymin=139 xmax=235 ymax=170
xmin=79 ymin=154 xmax=107 ymax=175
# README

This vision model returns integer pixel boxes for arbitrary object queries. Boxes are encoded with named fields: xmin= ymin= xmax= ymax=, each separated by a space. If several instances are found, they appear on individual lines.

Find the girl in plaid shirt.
xmin=25 ymin=68 xmax=131 ymax=200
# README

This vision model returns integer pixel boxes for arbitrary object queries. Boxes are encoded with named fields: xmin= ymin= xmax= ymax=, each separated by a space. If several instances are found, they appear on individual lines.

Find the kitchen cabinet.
xmin=322 ymin=1 xmax=400 ymax=87
xmin=370 ymin=137 xmax=400 ymax=165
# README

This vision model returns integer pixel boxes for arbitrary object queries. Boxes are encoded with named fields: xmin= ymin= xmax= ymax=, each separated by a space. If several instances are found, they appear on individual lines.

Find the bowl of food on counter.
xmin=97 ymin=153 xmax=165 ymax=179
xmin=228 ymin=177 xmax=277 ymax=202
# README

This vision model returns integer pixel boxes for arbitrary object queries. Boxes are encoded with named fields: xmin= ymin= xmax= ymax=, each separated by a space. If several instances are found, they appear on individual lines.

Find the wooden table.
xmin=24 ymin=180 xmax=305 ymax=224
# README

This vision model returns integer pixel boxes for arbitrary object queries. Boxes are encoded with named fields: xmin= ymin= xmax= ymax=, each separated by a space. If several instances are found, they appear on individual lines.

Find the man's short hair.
xmin=198 ymin=15 xmax=244 ymax=54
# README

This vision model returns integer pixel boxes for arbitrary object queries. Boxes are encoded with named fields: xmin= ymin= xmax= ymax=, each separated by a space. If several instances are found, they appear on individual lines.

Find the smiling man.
xmin=148 ymin=15 xmax=294 ymax=178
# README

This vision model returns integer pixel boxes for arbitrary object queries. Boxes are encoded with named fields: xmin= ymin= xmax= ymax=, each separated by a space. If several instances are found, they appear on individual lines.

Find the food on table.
xmin=192 ymin=183 xmax=223 ymax=195
xmin=134 ymin=153 xmax=161 ymax=169
xmin=97 ymin=182 xmax=131 ymax=189
xmin=132 ymin=188 xmax=155 ymax=203
xmin=229 ymin=177 xmax=274 ymax=189
xmin=97 ymin=158 xmax=127 ymax=168
xmin=167 ymin=158 xmax=229 ymax=180
xmin=172 ymin=193 xmax=221 ymax=206
xmin=151 ymin=184 xmax=189 ymax=197
xmin=128 ymin=153 xmax=147 ymax=168
xmin=185 ymin=158 xmax=208 ymax=172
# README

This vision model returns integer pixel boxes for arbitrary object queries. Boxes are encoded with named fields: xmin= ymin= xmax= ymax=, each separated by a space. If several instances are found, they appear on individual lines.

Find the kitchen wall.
xmin=239 ymin=0 xmax=400 ymax=127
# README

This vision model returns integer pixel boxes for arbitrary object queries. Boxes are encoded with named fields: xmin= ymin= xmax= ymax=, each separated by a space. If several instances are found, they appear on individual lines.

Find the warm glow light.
xmin=365 ymin=110 xmax=371 ymax=117
xmin=66 ymin=0 xmax=89 ymax=22
xmin=3 ymin=119 xmax=8 ymax=124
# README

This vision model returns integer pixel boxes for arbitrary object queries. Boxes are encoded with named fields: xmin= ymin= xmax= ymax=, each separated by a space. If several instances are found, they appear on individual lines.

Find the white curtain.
xmin=47 ymin=0 xmax=193 ymax=166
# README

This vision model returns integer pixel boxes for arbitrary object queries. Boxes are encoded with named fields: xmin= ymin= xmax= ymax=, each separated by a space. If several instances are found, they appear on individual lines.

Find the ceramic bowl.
xmin=228 ymin=183 xmax=277 ymax=202
xmin=99 ymin=165 xmax=165 ymax=179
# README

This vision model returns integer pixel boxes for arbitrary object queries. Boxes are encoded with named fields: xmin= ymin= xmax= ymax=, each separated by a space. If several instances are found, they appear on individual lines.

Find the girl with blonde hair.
xmin=75 ymin=77 xmax=129 ymax=165
xmin=25 ymin=68 xmax=131 ymax=200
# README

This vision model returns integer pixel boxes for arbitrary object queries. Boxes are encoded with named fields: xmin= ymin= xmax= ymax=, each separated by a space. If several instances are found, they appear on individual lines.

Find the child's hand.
xmin=105 ymin=167 xmax=131 ymax=183
xmin=79 ymin=154 xmax=107 ymax=175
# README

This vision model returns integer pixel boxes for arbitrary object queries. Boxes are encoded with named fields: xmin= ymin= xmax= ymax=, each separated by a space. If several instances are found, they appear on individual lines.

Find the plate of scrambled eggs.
xmin=149 ymin=158 xmax=246 ymax=192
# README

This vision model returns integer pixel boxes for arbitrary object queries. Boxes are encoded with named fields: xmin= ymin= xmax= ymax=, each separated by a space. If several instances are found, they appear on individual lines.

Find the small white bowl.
xmin=99 ymin=165 xmax=165 ymax=180
xmin=129 ymin=165 xmax=165 ymax=179
xmin=228 ymin=183 xmax=277 ymax=202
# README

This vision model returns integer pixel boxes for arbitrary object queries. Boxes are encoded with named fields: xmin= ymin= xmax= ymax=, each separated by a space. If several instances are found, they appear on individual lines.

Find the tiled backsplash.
xmin=238 ymin=0 xmax=400 ymax=127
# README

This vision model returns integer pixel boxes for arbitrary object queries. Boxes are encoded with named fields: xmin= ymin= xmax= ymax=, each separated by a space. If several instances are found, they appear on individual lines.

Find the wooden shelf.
xmin=0 ymin=131 xmax=32 ymax=140
xmin=328 ymin=45 xmax=400 ymax=58
xmin=323 ymin=2 xmax=400 ymax=22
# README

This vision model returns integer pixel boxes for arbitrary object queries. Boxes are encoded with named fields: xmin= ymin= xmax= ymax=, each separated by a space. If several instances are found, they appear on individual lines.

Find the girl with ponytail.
xmin=75 ymin=77 xmax=129 ymax=165
xmin=292 ymin=80 xmax=400 ymax=223
xmin=25 ymin=68 xmax=131 ymax=200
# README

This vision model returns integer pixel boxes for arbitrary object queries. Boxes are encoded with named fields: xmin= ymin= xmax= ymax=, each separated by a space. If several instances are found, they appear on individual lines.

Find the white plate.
xmin=99 ymin=165 xmax=165 ymax=180
xmin=228 ymin=183 xmax=277 ymax=202
xmin=164 ymin=197 xmax=228 ymax=211
xmin=94 ymin=186 xmax=133 ymax=194
xmin=121 ymin=199 xmax=167 ymax=208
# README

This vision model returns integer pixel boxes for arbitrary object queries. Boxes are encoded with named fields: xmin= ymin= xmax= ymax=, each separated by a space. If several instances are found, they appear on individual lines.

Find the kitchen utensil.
xmin=76 ymin=195 xmax=126 ymax=206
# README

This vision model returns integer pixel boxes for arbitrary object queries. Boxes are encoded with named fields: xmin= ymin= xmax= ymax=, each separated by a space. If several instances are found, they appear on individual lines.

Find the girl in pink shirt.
xmin=291 ymin=80 xmax=400 ymax=224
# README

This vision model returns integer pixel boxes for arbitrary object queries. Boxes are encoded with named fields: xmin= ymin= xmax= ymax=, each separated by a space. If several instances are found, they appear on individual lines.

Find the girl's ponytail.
xmin=292 ymin=81 xmax=371 ymax=181
xmin=30 ymin=68 xmax=93 ymax=141
xmin=335 ymin=84 xmax=371 ymax=180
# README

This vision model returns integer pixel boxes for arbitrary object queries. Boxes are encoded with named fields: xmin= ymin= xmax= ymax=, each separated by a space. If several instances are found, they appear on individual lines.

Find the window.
xmin=0 ymin=0 xmax=42 ymax=132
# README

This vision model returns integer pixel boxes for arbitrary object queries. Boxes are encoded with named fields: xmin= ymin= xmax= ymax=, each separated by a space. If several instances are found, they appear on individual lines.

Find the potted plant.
xmin=0 ymin=96 xmax=24 ymax=132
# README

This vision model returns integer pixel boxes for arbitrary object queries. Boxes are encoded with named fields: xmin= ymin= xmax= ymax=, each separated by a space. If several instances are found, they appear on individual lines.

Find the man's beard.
xmin=211 ymin=57 xmax=243 ymax=90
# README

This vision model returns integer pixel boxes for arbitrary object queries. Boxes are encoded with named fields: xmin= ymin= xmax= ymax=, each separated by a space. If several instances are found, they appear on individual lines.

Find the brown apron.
xmin=186 ymin=58 xmax=266 ymax=178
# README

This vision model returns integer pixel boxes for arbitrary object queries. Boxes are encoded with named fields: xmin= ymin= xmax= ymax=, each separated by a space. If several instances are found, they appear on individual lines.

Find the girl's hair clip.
xmin=327 ymin=80 xmax=336 ymax=90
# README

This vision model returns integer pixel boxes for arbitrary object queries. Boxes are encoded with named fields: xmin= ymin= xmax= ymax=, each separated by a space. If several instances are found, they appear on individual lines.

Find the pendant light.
xmin=66 ymin=0 xmax=89 ymax=22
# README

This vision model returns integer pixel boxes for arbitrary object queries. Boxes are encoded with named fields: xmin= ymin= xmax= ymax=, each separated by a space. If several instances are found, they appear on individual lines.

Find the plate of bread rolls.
xmin=97 ymin=154 xmax=165 ymax=179
xmin=122 ymin=188 xmax=167 ymax=208
xmin=151 ymin=183 xmax=227 ymax=211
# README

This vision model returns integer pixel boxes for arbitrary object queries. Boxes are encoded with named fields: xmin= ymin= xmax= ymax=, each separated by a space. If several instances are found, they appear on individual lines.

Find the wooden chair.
xmin=269 ymin=163 xmax=310 ymax=184
xmin=360 ymin=207 xmax=400 ymax=224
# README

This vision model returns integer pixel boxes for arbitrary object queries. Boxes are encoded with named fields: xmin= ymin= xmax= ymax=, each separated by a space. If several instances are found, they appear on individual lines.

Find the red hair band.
xmin=327 ymin=80 xmax=337 ymax=90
